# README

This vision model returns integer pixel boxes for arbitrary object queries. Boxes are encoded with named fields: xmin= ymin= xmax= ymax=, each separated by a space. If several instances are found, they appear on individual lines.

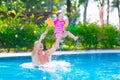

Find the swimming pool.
xmin=0 ymin=50 xmax=120 ymax=80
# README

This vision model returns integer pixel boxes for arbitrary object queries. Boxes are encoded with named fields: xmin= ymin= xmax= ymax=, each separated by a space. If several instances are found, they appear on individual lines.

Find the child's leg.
xmin=54 ymin=33 xmax=62 ymax=49
xmin=64 ymin=31 xmax=78 ymax=40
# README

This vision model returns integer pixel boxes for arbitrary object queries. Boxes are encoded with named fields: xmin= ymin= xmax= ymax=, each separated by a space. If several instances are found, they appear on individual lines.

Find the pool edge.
xmin=0 ymin=49 xmax=120 ymax=58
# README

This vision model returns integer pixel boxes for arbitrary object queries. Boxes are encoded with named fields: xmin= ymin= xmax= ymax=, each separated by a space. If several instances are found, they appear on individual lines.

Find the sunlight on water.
xmin=0 ymin=66 xmax=8 ymax=68
xmin=0 ymin=52 xmax=120 ymax=80
xmin=112 ymin=74 xmax=120 ymax=80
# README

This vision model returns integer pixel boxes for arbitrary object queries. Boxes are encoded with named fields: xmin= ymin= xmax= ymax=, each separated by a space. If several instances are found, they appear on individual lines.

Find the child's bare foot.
xmin=74 ymin=36 xmax=78 ymax=41
xmin=60 ymin=39 xmax=64 ymax=43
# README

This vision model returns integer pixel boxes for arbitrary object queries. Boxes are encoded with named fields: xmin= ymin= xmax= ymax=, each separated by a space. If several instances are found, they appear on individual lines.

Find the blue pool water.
xmin=0 ymin=52 xmax=120 ymax=80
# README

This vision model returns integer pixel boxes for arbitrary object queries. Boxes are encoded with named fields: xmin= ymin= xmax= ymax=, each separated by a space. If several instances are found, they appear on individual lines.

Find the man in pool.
xmin=32 ymin=33 xmax=62 ymax=65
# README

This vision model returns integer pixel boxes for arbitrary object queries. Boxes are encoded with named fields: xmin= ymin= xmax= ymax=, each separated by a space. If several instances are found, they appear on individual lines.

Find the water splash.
xmin=20 ymin=60 xmax=71 ymax=73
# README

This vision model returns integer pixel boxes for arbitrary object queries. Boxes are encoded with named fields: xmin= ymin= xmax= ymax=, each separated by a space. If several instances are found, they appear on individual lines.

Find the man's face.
xmin=38 ymin=43 xmax=44 ymax=51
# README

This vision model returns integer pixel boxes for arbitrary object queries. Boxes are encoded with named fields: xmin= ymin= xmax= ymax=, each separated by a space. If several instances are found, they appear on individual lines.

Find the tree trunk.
xmin=83 ymin=0 xmax=89 ymax=22
xmin=99 ymin=0 xmax=104 ymax=26
xmin=66 ymin=0 xmax=72 ymax=18
xmin=117 ymin=0 xmax=120 ymax=29
xmin=7 ymin=0 xmax=12 ymax=11
xmin=107 ymin=0 xmax=110 ymax=24
xmin=66 ymin=0 xmax=72 ymax=25
xmin=47 ymin=0 xmax=53 ymax=12
xmin=7 ymin=48 xmax=10 ymax=53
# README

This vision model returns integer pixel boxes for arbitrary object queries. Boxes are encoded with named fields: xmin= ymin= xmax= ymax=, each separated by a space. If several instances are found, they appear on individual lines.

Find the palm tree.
xmin=95 ymin=0 xmax=105 ymax=26
xmin=83 ymin=0 xmax=89 ymax=22
xmin=107 ymin=0 xmax=110 ymax=24
xmin=66 ymin=0 xmax=84 ymax=26
xmin=66 ymin=0 xmax=72 ymax=21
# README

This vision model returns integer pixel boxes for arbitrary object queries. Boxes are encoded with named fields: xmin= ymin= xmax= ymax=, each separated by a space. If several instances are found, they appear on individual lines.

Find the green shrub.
xmin=0 ymin=17 xmax=41 ymax=52
xmin=0 ymin=18 xmax=120 ymax=52
xmin=117 ymin=31 xmax=120 ymax=46
xmin=78 ymin=22 xmax=100 ymax=49
xmin=87 ymin=23 xmax=100 ymax=49
xmin=100 ymin=24 xmax=119 ymax=48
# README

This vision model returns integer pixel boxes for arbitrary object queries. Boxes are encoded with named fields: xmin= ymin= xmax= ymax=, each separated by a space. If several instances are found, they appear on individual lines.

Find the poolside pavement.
xmin=0 ymin=49 xmax=120 ymax=58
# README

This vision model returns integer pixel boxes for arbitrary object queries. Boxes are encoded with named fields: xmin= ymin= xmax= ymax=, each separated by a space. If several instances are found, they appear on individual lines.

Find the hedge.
xmin=0 ymin=20 xmax=120 ymax=52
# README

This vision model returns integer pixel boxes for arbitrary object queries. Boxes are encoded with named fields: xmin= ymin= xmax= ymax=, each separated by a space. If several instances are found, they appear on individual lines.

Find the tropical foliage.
xmin=1 ymin=20 xmax=119 ymax=52
xmin=0 ymin=0 xmax=120 ymax=52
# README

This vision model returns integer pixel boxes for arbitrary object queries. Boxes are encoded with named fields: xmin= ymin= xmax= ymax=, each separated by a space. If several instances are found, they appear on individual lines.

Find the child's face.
xmin=57 ymin=13 xmax=63 ymax=20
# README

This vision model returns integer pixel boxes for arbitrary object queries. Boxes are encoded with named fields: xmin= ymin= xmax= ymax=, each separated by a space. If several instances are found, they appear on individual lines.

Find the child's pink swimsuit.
xmin=54 ymin=19 xmax=65 ymax=38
